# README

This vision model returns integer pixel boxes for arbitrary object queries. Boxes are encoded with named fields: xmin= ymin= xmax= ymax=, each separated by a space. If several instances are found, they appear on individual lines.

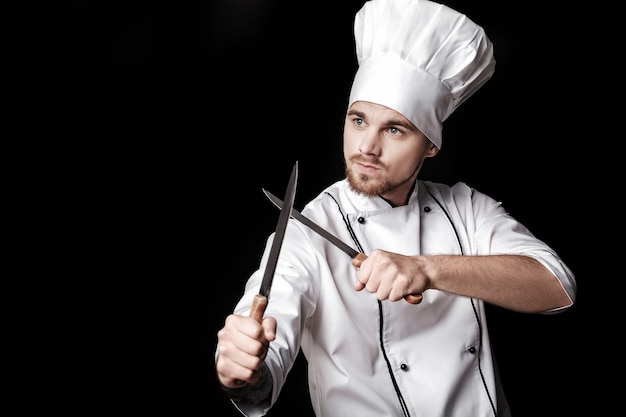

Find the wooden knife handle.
xmin=250 ymin=294 xmax=269 ymax=323
xmin=351 ymin=253 xmax=423 ymax=305
xmin=404 ymin=293 xmax=423 ymax=304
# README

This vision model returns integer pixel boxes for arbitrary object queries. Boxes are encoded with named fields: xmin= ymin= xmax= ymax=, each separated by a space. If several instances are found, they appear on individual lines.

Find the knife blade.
xmin=262 ymin=189 xmax=423 ymax=305
xmin=250 ymin=162 xmax=298 ymax=323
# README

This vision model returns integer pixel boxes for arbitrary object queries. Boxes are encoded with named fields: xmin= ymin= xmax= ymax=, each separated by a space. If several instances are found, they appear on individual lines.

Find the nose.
xmin=358 ymin=131 xmax=380 ymax=155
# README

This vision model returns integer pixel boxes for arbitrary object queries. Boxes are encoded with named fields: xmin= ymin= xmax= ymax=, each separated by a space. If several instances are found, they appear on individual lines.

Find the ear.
xmin=425 ymin=142 xmax=440 ymax=158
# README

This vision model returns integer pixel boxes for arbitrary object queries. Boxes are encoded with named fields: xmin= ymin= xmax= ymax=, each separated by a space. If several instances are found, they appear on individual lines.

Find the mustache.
xmin=350 ymin=154 xmax=385 ymax=169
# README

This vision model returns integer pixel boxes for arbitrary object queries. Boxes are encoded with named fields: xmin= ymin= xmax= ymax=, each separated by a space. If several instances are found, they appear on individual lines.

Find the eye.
xmin=354 ymin=118 xmax=365 ymax=127
xmin=388 ymin=127 xmax=401 ymax=136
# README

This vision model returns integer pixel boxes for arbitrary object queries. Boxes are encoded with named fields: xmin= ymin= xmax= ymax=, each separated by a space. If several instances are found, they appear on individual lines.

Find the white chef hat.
xmin=348 ymin=0 xmax=495 ymax=149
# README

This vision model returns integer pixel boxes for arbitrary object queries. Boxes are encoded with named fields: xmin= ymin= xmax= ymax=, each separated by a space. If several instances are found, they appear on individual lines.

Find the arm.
xmin=423 ymin=253 xmax=572 ymax=312
xmin=355 ymin=252 xmax=573 ymax=313
xmin=216 ymin=221 xmax=319 ymax=412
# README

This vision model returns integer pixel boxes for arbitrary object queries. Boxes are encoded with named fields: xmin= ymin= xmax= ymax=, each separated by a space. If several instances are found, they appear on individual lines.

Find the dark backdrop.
xmin=3 ymin=1 xmax=608 ymax=416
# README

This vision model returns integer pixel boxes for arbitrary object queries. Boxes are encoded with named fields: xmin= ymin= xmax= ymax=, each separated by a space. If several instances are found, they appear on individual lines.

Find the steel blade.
xmin=258 ymin=163 xmax=298 ymax=297
xmin=262 ymin=189 xmax=360 ymax=259
xmin=263 ymin=189 xmax=423 ymax=305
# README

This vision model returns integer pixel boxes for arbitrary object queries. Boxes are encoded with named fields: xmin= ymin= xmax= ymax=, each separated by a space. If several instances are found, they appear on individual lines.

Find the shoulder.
xmin=302 ymin=179 xmax=350 ymax=216
xmin=419 ymin=180 xmax=472 ymax=199
xmin=418 ymin=180 xmax=500 ymax=210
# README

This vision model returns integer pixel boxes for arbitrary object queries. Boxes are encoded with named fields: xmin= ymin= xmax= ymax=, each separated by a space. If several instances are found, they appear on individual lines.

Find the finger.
xmin=354 ymin=266 xmax=370 ymax=292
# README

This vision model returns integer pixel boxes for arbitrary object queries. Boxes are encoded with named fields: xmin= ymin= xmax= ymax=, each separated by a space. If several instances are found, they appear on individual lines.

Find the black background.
xmin=3 ymin=1 xmax=609 ymax=416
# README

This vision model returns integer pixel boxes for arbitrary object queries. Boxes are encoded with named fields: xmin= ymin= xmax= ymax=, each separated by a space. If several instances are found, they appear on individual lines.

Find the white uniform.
xmin=231 ymin=179 xmax=576 ymax=417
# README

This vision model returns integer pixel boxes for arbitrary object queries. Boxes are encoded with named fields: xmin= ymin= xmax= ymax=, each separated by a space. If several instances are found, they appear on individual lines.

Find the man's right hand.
xmin=215 ymin=314 xmax=277 ymax=389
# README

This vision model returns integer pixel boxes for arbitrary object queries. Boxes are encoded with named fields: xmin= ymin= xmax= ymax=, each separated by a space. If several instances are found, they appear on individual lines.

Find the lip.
xmin=354 ymin=160 xmax=381 ymax=175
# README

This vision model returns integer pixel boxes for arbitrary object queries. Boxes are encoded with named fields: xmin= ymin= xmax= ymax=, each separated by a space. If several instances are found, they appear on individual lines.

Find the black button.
xmin=400 ymin=363 xmax=408 ymax=371
xmin=424 ymin=206 xmax=431 ymax=212
xmin=358 ymin=217 xmax=365 ymax=224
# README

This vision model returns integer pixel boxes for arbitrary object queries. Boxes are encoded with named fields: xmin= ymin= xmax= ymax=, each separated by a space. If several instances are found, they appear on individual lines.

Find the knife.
xmin=250 ymin=162 xmax=298 ymax=323
xmin=262 ymin=189 xmax=423 ymax=304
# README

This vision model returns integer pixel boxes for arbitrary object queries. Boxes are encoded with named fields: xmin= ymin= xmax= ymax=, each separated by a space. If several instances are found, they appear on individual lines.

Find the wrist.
xmin=220 ymin=362 xmax=273 ymax=406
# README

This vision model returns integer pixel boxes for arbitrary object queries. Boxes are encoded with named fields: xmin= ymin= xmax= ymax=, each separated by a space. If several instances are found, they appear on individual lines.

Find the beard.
xmin=346 ymin=165 xmax=393 ymax=197
xmin=345 ymin=155 xmax=420 ymax=198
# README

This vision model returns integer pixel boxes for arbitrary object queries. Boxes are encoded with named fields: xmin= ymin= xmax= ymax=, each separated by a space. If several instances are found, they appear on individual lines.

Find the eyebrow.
xmin=347 ymin=109 xmax=366 ymax=119
xmin=387 ymin=118 xmax=415 ymax=130
xmin=348 ymin=109 xmax=416 ymax=131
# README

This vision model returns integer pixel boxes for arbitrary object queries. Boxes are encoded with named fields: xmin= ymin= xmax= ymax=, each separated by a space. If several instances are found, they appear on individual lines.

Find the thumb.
xmin=262 ymin=316 xmax=277 ymax=342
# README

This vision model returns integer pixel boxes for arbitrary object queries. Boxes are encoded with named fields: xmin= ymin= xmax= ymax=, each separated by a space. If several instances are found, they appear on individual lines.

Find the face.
xmin=343 ymin=101 xmax=439 ymax=207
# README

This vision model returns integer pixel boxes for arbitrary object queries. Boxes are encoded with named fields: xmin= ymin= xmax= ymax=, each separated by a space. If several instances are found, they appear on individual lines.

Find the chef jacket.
xmin=228 ymin=179 xmax=576 ymax=417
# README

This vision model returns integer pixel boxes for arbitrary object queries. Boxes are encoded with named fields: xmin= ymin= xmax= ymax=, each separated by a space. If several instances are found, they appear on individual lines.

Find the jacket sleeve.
xmin=228 ymin=219 xmax=319 ymax=414
xmin=429 ymin=181 xmax=577 ymax=312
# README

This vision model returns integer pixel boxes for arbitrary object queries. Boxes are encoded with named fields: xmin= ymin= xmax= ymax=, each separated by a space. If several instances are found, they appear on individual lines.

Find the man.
xmin=215 ymin=0 xmax=576 ymax=416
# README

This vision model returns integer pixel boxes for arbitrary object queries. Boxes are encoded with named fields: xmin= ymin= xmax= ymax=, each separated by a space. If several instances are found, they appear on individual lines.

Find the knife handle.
xmin=404 ymin=293 xmax=423 ymax=304
xmin=351 ymin=253 xmax=423 ymax=304
xmin=250 ymin=294 xmax=269 ymax=323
